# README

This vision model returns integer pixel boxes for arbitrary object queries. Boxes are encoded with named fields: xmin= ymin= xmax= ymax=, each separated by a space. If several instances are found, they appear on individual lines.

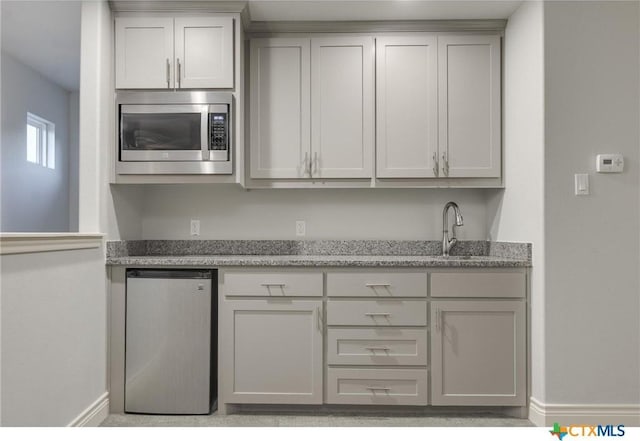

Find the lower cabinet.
xmin=219 ymin=268 xmax=527 ymax=409
xmin=221 ymin=299 xmax=323 ymax=404
xmin=430 ymin=300 xmax=526 ymax=406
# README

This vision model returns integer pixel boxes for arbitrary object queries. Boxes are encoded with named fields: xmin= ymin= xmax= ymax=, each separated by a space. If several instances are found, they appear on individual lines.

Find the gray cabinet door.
xmin=376 ymin=35 xmax=438 ymax=178
xmin=438 ymin=35 xmax=501 ymax=178
xmin=115 ymin=17 xmax=174 ymax=89
xmin=431 ymin=300 xmax=526 ymax=405
xmin=249 ymin=38 xmax=311 ymax=178
xmin=311 ymin=37 xmax=374 ymax=178
xmin=221 ymin=299 xmax=323 ymax=404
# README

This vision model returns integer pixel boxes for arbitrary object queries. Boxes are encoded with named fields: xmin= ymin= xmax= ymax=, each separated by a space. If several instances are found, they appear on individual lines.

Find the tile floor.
xmin=101 ymin=411 xmax=533 ymax=427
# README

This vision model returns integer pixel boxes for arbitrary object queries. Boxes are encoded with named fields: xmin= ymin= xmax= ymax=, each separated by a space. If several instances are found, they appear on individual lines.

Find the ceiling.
xmin=246 ymin=1 xmax=522 ymax=21
xmin=1 ymin=1 xmax=81 ymax=92
xmin=0 ymin=1 xmax=522 ymax=92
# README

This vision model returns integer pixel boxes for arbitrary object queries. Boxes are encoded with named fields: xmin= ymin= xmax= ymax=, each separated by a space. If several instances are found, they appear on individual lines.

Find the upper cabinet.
xmin=376 ymin=36 xmax=438 ymax=178
xmin=249 ymin=38 xmax=310 ymax=179
xmin=249 ymin=32 xmax=501 ymax=187
xmin=115 ymin=16 xmax=234 ymax=90
xmin=249 ymin=36 xmax=374 ymax=180
xmin=376 ymin=34 xmax=501 ymax=179
xmin=438 ymin=35 xmax=501 ymax=178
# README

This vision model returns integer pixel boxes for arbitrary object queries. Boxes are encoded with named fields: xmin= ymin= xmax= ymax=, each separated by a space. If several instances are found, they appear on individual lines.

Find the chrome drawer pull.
xmin=364 ymin=312 xmax=391 ymax=317
xmin=367 ymin=386 xmax=391 ymax=391
xmin=365 ymin=283 xmax=391 ymax=288
xmin=260 ymin=283 xmax=286 ymax=287
xmin=365 ymin=346 xmax=390 ymax=352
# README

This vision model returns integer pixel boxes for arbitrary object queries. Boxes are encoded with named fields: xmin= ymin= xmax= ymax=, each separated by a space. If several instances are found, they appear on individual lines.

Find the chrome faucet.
xmin=442 ymin=201 xmax=464 ymax=257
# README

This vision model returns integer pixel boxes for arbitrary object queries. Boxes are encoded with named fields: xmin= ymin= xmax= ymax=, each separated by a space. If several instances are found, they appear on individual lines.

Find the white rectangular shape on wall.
xmin=250 ymin=38 xmax=311 ymax=178
xmin=174 ymin=17 xmax=233 ymax=89
xmin=430 ymin=271 xmax=525 ymax=298
xmin=311 ymin=37 xmax=374 ymax=178
xmin=376 ymin=36 xmax=438 ymax=178
xmin=596 ymin=154 xmax=624 ymax=173
xmin=575 ymin=173 xmax=590 ymax=195
xmin=222 ymin=300 xmax=323 ymax=404
xmin=223 ymin=271 xmax=323 ymax=297
xmin=438 ymin=35 xmax=501 ymax=178
xmin=326 ymin=271 xmax=427 ymax=297
xmin=326 ymin=299 xmax=427 ymax=326
xmin=327 ymin=328 xmax=428 ymax=366
xmin=430 ymin=300 xmax=526 ymax=406
xmin=326 ymin=368 xmax=429 ymax=405
xmin=115 ymin=17 xmax=174 ymax=89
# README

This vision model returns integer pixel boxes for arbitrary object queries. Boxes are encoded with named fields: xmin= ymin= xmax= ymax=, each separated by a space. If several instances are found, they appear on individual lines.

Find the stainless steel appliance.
xmin=116 ymin=91 xmax=232 ymax=175
xmin=125 ymin=269 xmax=217 ymax=415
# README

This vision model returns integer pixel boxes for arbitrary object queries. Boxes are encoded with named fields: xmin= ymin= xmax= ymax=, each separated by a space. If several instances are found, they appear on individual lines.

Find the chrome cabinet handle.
xmin=166 ymin=58 xmax=171 ymax=88
xmin=365 ymin=312 xmax=391 ymax=317
xmin=316 ymin=307 xmax=322 ymax=332
xmin=436 ymin=308 xmax=441 ymax=332
xmin=365 ymin=346 xmax=390 ymax=352
xmin=442 ymin=152 xmax=449 ymax=176
xmin=365 ymin=283 xmax=391 ymax=288
xmin=177 ymin=58 xmax=182 ymax=88
xmin=260 ymin=283 xmax=286 ymax=287
xmin=312 ymin=152 xmax=318 ymax=177
xmin=433 ymin=152 xmax=439 ymax=177
xmin=302 ymin=152 xmax=310 ymax=176
xmin=367 ymin=386 xmax=391 ymax=391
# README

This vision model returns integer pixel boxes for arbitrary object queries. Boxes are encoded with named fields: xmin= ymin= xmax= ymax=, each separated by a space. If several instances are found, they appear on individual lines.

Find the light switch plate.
xmin=295 ymin=220 xmax=306 ymax=237
xmin=575 ymin=174 xmax=589 ymax=196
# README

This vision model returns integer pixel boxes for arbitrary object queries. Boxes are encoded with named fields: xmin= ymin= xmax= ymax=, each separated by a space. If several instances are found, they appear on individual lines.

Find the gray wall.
xmin=543 ymin=1 xmax=639 ymax=405
xmin=0 ymin=53 xmax=71 ymax=232
xmin=140 ymin=185 xmax=490 ymax=240
xmin=487 ymin=0 xmax=545 ymax=402
xmin=0 ymin=245 xmax=107 ymax=426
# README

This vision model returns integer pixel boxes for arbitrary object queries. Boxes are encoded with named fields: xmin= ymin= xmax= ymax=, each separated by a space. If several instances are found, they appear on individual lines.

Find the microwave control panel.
xmin=210 ymin=113 xmax=229 ymax=151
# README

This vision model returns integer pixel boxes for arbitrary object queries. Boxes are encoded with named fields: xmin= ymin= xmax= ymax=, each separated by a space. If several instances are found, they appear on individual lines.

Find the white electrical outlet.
xmin=190 ymin=219 xmax=200 ymax=236
xmin=295 ymin=220 xmax=306 ymax=237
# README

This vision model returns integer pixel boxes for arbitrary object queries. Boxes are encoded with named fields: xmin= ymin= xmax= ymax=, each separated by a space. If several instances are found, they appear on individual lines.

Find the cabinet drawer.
xmin=430 ymin=272 xmax=525 ymax=298
xmin=327 ymin=328 xmax=427 ymax=366
xmin=326 ymin=272 xmax=427 ymax=297
xmin=223 ymin=271 xmax=323 ymax=297
xmin=327 ymin=299 xmax=427 ymax=326
xmin=326 ymin=368 xmax=428 ymax=405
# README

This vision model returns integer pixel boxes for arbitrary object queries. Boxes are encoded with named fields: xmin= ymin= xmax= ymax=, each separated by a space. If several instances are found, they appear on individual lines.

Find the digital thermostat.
xmin=596 ymin=154 xmax=624 ymax=173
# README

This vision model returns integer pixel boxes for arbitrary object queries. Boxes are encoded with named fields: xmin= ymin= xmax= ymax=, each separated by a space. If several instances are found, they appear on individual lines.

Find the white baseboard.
xmin=529 ymin=397 xmax=640 ymax=427
xmin=68 ymin=392 xmax=110 ymax=427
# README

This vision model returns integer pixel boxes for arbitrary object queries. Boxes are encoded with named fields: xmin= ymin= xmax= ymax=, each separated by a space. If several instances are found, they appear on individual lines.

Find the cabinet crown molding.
xmin=246 ymin=19 xmax=506 ymax=35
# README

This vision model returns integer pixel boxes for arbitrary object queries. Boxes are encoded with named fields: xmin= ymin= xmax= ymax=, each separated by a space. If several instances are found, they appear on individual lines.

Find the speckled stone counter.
xmin=106 ymin=240 xmax=531 ymax=268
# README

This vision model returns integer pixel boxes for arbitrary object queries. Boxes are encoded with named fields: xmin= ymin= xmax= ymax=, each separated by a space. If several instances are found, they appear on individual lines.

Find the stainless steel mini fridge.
xmin=125 ymin=269 xmax=216 ymax=414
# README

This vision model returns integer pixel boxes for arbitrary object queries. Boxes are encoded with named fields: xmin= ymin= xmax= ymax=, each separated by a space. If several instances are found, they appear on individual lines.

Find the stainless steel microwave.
xmin=116 ymin=91 xmax=232 ymax=175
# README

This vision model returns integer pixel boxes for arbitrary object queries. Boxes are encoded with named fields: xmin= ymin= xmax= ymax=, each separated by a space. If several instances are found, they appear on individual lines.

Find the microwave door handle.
xmin=201 ymin=106 xmax=209 ymax=161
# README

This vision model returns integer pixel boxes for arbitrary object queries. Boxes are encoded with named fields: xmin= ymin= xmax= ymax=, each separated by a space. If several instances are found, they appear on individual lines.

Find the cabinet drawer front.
xmin=327 ymin=368 xmax=428 ymax=405
xmin=223 ymin=271 xmax=323 ymax=297
xmin=327 ymin=272 xmax=427 ymax=297
xmin=430 ymin=272 xmax=525 ymax=298
xmin=327 ymin=300 xmax=427 ymax=326
xmin=327 ymin=328 xmax=427 ymax=366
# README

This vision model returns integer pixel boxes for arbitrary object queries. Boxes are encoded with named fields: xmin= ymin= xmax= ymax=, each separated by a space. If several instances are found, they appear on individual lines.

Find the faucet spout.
xmin=442 ymin=202 xmax=463 ymax=257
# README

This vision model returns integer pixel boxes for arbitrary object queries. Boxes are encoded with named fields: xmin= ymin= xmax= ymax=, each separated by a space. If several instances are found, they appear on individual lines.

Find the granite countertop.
xmin=106 ymin=240 xmax=531 ymax=268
